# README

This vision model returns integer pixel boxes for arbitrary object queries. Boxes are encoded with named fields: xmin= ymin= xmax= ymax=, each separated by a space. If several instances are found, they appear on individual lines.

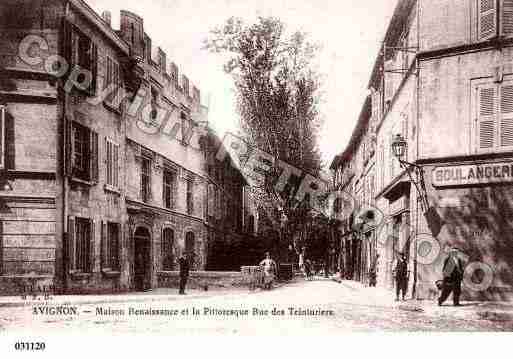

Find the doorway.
xmin=134 ymin=227 xmax=151 ymax=291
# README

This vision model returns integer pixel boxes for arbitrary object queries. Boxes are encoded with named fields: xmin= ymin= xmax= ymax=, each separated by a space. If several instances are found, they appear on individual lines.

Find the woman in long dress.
xmin=259 ymin=252 xmax=277 ymax=289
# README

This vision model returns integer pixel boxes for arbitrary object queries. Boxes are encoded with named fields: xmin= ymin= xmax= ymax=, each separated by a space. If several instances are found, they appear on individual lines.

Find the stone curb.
xmin=0 ymin=280 xmax=300 ymax=309
xmin=0 ymin=290 xmax=248 ymax=309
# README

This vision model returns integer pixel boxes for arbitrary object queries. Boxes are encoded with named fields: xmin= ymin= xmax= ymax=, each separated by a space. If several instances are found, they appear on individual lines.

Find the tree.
xmin=204 ymin=16 xmax=325 ymax=263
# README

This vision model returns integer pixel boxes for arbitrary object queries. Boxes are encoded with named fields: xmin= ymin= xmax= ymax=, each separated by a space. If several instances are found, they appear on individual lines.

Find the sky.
xmin=86 ymin=0 xmax=398 ymax=168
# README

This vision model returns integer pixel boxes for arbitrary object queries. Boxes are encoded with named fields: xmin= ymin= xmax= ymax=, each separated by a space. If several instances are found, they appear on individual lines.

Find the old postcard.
xmin=1 ymin=0 xmax=513 ymax=355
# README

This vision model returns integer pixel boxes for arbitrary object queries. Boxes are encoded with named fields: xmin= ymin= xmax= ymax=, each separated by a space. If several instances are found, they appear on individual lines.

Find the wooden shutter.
xmin=64 ymin=117 xmax=73 ymax=177
xmin=501 ymin=0 xmax=513 ymax=36
xmin=90 ymin=130 xmax=98 ymax=183
xmin=116 ymin=223 xmax=122 ymax=270
xmin=67 ymin=216 xmax=75 ymax=271
xmin=3 ymin=110 xmax=14 ymax=170
xmin=101 ymin=221 xmax=107 ymax=269
xmin=62 ymin=20 xmax=76 ymax=66
xmin=479 ymin=0 xmax=498 ymax=40
xmin=0 ymin=107 xmax=4 ymax=170
xmin=114 ymin=144 xmax=119 ymax=187
xmin=477 ymin=85 xmax=497 ymax=150
xmin=0 ymin=220 xmax=3 ymax=275
xmin=89 ymin=43 xmax=98 ymax=95
xmin=500 ymin=82 xmax=513 ymax=147
xmin=88 ymin=219 xmax=95 ymax=273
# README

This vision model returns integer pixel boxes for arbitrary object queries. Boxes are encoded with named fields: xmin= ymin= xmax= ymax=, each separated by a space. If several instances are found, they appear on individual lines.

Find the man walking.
xmin=178 ymin=253 xmax=190 ymax=295
xmin=369 ymin=254 xmax=379 ymax=287
xmin=394 ymin=252 xmax=408 ymax=301
xmin=438 ymin=247 xmax=465 ymax=306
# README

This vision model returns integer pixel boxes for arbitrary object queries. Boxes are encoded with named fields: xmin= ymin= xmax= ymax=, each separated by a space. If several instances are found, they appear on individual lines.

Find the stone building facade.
xmin=331 ymin=0 xmax=513 ymax=301
xmin=0 ymin=0 xmax=253 ymax=295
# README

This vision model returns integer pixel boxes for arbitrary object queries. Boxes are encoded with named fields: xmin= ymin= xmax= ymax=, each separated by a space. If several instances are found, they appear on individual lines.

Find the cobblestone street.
xmin=2 ymin=279 xmax=513 ymax=334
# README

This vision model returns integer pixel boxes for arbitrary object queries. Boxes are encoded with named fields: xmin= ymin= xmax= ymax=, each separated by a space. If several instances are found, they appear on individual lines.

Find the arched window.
xmin=162 ymin=228 xmax=174 ymax=271
xmin=185 ymin=231 xmax=195 ymax=257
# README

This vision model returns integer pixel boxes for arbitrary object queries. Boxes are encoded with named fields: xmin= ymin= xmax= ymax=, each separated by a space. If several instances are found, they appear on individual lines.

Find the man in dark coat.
xmin=178 ymin=253 xmax=190 ymax=295
xmin=438 ymin=247 xmax=465 ymax=306
xmin=394 ymin=252 xmax=408 ymax=301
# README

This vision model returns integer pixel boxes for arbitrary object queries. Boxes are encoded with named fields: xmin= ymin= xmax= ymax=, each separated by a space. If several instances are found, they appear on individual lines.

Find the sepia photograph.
xmin=1 ymin=0 xmax=513 ymax=353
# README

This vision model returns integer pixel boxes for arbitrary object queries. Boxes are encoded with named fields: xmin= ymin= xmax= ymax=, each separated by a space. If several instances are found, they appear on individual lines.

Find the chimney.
xmin=120 ymin=10 xmax=144 ymax=60
xmin=101 ymin=11 xmax=112 ymax=27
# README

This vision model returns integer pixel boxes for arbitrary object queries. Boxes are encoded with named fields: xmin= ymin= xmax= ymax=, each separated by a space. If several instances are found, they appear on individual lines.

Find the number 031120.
xmin=14 ymin=342 xmax=46 ymax=351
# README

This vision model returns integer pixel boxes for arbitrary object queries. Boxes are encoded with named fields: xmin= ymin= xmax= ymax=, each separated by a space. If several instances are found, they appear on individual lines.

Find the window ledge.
xmin=101 ymin=269 xmax=121 ymax=278
xmin=70 ymin=177 xmax=95 ymax=186
xmin=104 ymin=184 xmax=121 ymax=195
xmin=69 ymin=271 xmax=92 ymax=280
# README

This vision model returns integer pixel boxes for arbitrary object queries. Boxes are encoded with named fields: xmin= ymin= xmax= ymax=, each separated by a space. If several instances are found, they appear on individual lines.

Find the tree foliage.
xmin=204 ymin=16 xmax=327 ymax=260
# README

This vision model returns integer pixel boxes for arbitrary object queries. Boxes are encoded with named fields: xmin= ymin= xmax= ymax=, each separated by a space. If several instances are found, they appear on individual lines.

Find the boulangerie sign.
xmin=432 ymin=162 xmax=513 ymax=187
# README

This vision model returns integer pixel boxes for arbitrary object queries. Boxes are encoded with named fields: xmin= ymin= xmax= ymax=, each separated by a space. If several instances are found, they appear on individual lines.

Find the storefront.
xmin=415 ymin=159 xmax=513 ymax=300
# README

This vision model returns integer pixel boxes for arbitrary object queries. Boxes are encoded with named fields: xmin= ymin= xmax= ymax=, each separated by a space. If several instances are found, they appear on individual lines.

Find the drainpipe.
xmin=60 ymin=1 xmax=71 ymax=294
xmin=412 ymin=0 xmax=421 ymax=300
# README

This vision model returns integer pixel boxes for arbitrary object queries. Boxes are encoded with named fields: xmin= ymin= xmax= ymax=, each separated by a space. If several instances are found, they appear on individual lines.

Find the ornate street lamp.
xmin=390 ymin=134 xmax=428 ymax=210
xmin=391 ymin=134 xmax=407 ymax=159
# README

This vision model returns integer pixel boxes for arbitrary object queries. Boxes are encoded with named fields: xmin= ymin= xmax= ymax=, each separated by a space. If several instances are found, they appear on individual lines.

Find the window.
xmin=186 ymin=178 xmax=194 ymax=215
xmin=68 ymin=24 xmax=98 ymax=95
xmin=182 ymin=75 xmax=190 ymax=97
xmin=163 ymin=169 xmax=176 ymax=209
xmin=215 ymin=188 xmax=221 ymax=219
xmin=180 ymin=112 xmax=192 ymax=145
xmin=247 ymin=215 xmax=255 ymax=234
xmin=0 ymin=106 xmax=5 ymax=170
xmin=102 ymin=222 xmax=120 ymax=271
xmin=207 ymin=183 xmax=215 ymax=219
xmin=105 ymin=139 xmax=119 ymax=188
xmin=68 ymin=217 xmax=93 ymax=273
xmin=185 ymin=231 xmax=195 ymax=257
xmin=478 ymin=0 xmax=513 ymax=40
xmin=475 ymin=80 xmax=513 ymax=152
xmin=71 ymin=122 xmax=98 ymax=182
xmin=144 ymin=34 xmax=152 ymax=63
xmin=170 ymin=63 xmax=179 ymax=89
xmin=141 ymin=156 xmax=151 ymax=202
xmin=151 ymin=87 xmax=159 ymax=107
xmin=105 ymin=56 xmax=121 ymax=108
xmin=162 ymin=228 xmax=174 ymax=271
xmin=193 ymin=87 xmax=201 ymax=102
